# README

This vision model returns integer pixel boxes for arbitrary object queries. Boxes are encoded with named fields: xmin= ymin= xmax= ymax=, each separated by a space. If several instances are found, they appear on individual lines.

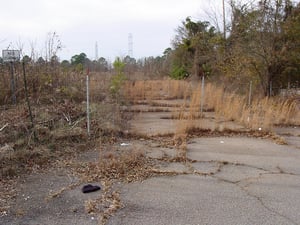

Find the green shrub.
xmin=110 ymin=57 xmax=126 ymax=99
xmin=170 ymin=65 xmax=189 ymax=80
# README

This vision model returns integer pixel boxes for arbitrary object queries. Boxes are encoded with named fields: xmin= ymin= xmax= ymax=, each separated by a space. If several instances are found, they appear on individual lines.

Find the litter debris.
xmin=120 ymin=143 xmax=130 ymax=146
xmin=22 ymin=194 xmax=30 ymax=201
xmin=258 ymin=127 xmax=262 ymax=131
xmin=0 ymin=143 xmax=14 ymax=153
xmin=82 ymin=184 xmax=101 ymax=193
xmin=0 ymin=123 xmax=8 ymax=132
xmin=220 ymin=141 xmax=224 ymax=144
xmin=0 ymin=211 xmax=7 ymax=217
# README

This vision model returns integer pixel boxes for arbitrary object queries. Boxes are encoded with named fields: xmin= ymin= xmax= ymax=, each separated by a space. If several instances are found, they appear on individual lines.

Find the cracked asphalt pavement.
xmin=108 ymin=137 xmax=300 ymax=225
xmin=1 ymin=97 xmax=299 ymax=225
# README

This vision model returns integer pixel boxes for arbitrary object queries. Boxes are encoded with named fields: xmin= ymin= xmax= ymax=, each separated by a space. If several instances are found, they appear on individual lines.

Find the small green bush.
xmin=170 ymin=65 xmax=189 ymax=80
xmin=110 ymin=57 xmax=126 ymax=99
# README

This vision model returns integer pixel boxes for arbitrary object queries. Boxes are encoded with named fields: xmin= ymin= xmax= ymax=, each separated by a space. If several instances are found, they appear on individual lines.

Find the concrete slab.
xmin=107 ymin=175 xmax=295 ymax=225
xmin=130 ymin=112 xmax=176 ymax=135
xmin=146 ymin=147 xmax=177 ymax=159
xmin=1 ymin=169 xmax=100 ymax=225
xmin=191 ymin=161 xmax=220 ymax=174
xmin=274 ymin=126 xmax=300 ymax=149
xmin=187 ymin=137 xmax=300 ymax=175
xmin=244 ymin=173 xmax=300 ymax=225
xmin=108 ymin=137 xmax=300 ymax=225
xmin=130 ymin=112 xmax=247 ymax=136
xmin=214 ymin=164 xmax=267 ymax=183
xmin=284 ymin=136 xmax=300 ymax=149
xmin=274 ymin=126 xmax=300 ymax=136
xmin=155 ymin=162 xmax=190 ymax=173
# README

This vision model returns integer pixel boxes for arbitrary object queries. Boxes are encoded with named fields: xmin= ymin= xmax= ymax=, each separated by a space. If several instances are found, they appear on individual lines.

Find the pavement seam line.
xmin=165 ymin=158 xmax=300 ymax=225
xmin=210 ymin=165 xmax=299 ymax=225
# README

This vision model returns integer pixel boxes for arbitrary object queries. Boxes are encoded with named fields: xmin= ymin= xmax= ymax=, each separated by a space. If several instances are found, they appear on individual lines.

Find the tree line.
xmin=167 ymin=0 xmax=300 ymax=96
xmin=1 ymin=0 xmax=299 ymax=97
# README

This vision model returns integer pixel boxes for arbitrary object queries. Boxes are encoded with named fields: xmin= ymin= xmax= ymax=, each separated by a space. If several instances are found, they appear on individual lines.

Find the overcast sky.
xmin=0 ymin=0 xmax=225 ymax=61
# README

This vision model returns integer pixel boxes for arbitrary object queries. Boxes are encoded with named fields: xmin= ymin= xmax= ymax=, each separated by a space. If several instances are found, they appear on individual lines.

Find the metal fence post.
xmin=10 ymin=62 xmax=16 ymax=104
xmin=248 ymin=81 xmax=252 ymax=106
xmin=200 ymin=75 xmax=205 ymax=114
xmin=86 ymin=69 xmax=90 ymax=137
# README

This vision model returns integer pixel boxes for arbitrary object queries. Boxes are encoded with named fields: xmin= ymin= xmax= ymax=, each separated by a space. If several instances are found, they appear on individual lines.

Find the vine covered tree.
xmin=226 ymin=0 xmax=300 ymax=96
xmin=170 ymin=17 xmax=223 ymax=79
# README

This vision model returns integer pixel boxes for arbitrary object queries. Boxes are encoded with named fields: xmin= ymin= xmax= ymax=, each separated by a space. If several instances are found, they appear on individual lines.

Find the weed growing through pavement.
xmin=124 ymin=80 xmax=299 ymax=131
xmin=204 ymin=83 xmax=300 ymax=130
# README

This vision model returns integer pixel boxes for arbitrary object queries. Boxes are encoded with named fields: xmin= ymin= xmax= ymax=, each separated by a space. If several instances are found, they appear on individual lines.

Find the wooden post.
xmin=200 ymin=75 xmax=205 ymax=114
xmin=22 ymin=62 xmax=38 ymax=141
xmin=10 ymin=62 xmax=16 ymax=104
xmin=248 ymin=81 xmax=252 ymax=106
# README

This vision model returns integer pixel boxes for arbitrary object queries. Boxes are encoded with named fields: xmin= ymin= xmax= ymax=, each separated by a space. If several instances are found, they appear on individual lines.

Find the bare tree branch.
xmin=0 ymin=123 xmax=9 ymax=132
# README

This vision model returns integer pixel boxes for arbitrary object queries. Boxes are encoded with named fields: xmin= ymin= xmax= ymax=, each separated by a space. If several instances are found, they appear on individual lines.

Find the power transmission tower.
xmin=95 ymin=41 xmax=99 ymax=61
xmin=128 ymin=33 xmax=133 ymax=58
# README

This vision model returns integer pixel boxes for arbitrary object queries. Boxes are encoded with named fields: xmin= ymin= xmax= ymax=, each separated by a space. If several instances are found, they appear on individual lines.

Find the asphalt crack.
xmin=188 ymin=160 xmax=299 ymax=225
xmin=151 ymin=151 xmax=300 ymax=225
xmin=135 ymin=157 xmax=299 ymax=225
xmin=239 ymin=184 xmax=298 ymax=225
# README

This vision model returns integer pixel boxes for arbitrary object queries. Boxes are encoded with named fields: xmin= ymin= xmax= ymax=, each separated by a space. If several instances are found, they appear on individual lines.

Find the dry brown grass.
xmin=125 ymin=79 xmax=299 ymax=140
xmin=85 ymin=199 xmax=99 ymax=214
xmin=70 ymin=145 xmax=154 ymax=224
xmin=81 ymin=180 xmax=123 ymax=225
xmin=99 ymin=191 xmax=122 ymax=225
xmin=122 ymin=79 xmax=299 ymax=152
xmin=74 ymin=146 xmax=152 ymax=183
xmin=197 ymin=83 xmax=300 ymax=131
xmin=123 ymin=79 xmax=192 ymax=102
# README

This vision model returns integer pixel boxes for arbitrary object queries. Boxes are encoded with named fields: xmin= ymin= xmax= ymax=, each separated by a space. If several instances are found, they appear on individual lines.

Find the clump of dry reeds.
xmin=123 ymin=79 xmax=192 ymax=103
xmin=204 ymin=83 xmax=300 ymax=130
xmin=171 ymin=82 xmax=299 ymax=138
xmin=123 ymin=78 xmax=298 ymax=142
